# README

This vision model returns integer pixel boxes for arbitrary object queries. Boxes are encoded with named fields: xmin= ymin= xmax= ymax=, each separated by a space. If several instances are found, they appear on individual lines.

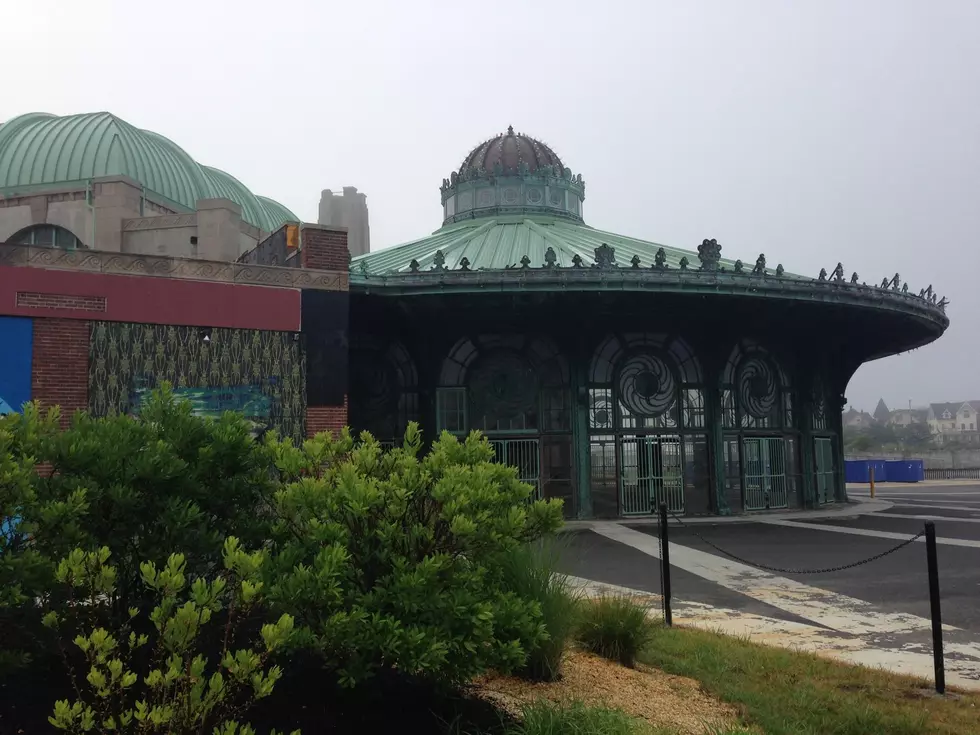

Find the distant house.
xmin=873 ymin=399 xmax=891 ymax=424
xmin=888 ymin=407 xmax=929 ymax=427
xmin=843 ymin=407 xmax=874 ymax=429
xmin=926 ymin=401 xmax=980 ymax=444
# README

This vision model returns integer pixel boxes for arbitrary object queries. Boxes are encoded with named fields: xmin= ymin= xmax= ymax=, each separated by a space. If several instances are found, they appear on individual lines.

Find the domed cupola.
xmin=439 ymin=126 xmax=585 ymax=226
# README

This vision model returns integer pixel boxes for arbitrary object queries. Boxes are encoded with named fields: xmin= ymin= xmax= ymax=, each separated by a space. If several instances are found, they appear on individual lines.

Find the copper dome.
xmin=459 ymin=126 xmax=565 ymax=175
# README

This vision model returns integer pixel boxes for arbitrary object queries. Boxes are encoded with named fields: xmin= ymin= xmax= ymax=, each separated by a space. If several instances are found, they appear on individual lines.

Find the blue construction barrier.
xmin=844 ymin=459 xmax=889 ymax=483
xmin=844 ymin=459 xmax=924 ymax=483
xmin=885 ymin=459 xmax=925 ymax=483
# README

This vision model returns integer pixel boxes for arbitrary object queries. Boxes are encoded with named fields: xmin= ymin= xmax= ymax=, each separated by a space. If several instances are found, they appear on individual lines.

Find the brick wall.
xmin=306 ymin=396 xmax=348 ymax=438
xmin=300 ymin=225 xmax=349 ymax=271
xmin=17 ymin=291 xmax=107 ymax=312
xmin=32 ymin=318 xmax=90 ymax=427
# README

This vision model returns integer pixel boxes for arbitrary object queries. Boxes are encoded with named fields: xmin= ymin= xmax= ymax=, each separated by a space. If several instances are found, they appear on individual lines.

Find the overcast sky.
xmin=3 ymin=0 xmax=977 ymax=412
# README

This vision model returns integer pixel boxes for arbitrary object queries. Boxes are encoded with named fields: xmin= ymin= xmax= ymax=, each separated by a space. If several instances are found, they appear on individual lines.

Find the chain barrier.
xmin=663 ymin=508 xmax=925 ymax=575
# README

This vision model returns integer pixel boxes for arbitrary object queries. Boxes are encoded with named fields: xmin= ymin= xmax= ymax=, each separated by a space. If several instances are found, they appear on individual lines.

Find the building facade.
xmin=319 ymin=187 xmax=370 ymax=257
xmin=346 ymin=127 xmax=949 ymax=518
xmin=927 ymin=402 xmax=980 ymax=444
xmin=0 ymin=113 xmax=951 ymax=518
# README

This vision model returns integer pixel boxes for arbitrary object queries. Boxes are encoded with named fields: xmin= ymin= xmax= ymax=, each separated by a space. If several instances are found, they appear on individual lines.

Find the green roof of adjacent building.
xmin=0 ymin=112 xmax=297 ymax=232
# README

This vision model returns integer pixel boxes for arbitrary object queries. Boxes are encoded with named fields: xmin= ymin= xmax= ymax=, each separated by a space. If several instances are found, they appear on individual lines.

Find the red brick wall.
xmin=306 ymin=396 xmax=348 ymax=438
xmin=31 ymin=318 xmax=90 ymax=428
xmin=301 ymin=226 xmax=349 ymax=271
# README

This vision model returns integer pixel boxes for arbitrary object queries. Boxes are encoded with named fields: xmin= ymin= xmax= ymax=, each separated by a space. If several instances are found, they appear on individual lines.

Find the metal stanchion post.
xmin=925 ymin=521 xmax=945 ymax=694
xmin=870 ymin=466 xmax=876 ymax=498
xmin=659 ymin=502 xmax=672 ymax=627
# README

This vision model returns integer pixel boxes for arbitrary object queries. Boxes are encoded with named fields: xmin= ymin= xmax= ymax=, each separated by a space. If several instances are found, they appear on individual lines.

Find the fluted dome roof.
xmin=0 ymin=112 xmax=298 ymax=232
xmin=460 ymin=126 xmax=564 ymax=176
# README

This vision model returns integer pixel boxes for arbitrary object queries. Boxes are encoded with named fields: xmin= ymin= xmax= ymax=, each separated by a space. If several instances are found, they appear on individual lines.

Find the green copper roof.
xmin=353 ymin=215 xmax=799 ymax=277
xmin=0 ymin=112 xmax=297 ymax=232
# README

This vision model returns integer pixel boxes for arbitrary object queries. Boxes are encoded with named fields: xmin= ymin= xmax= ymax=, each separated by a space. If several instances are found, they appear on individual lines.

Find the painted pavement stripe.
xmin=866 ymin=513 xmax=980 ymax=525
xmin=762 ymin=519 xmax=980 ymax=548
xmin=886 ymin=502 xmax=980 ymax=512
xmin=590 ymin=524 xmax=946 ymax=636
xmin=855 ymin=491 xmax=980 ymax=497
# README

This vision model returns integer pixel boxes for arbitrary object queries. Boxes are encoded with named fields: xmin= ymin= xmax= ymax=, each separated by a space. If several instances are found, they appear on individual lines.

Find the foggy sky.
xmin=3 ymin=0 xmax=977 ymax=412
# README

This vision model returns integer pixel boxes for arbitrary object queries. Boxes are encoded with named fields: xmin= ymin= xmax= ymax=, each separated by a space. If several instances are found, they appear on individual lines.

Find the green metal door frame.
xmin=741 ymin=436 xmax=789 ymax=510
xmin=814 ymin=436 xmax=836 ymax=504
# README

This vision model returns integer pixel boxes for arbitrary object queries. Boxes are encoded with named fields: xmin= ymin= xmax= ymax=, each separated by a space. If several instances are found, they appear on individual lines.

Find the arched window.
xmin=348 ymin=337 xmax=418 ymax=444
xmin=437 ymin=334 xmax=569 ymax=434
xmin=720 ymin=340 xmax=793 ymax=430
xmin=10 ymin=224 xmax=84 ymax=249
xmin=588 ymin=333 xmax=704 ymax=432
xmin=587 ymin=334 xmax=706 ymax=515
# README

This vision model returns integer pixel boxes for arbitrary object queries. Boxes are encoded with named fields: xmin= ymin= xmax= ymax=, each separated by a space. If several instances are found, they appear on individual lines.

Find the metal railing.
xmin=924 ymin=467 xmax=980 ymax=480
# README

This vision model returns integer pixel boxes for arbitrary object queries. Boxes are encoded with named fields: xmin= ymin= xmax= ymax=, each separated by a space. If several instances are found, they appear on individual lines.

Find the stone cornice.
xmin=0 ymin=243 xmax=347 ymax=291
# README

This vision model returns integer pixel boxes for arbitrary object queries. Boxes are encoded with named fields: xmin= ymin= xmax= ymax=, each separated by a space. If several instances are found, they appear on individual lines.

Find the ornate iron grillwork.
xmin=468 ymin=351 xmax=539 ymax=432
xmin=618 ymin=354 xmax=676 ymax=417
xmin=738 ymin=357 xmax=778 ymax=420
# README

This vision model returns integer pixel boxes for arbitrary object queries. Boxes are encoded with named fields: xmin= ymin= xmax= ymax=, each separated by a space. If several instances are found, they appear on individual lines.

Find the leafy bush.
xmin=576 ymin=596 xmax=656 ymax=668
xmin=0 ymin=388 xmax=276 ymax=677
xmin=496 ymin=540 xmax=579 ymax=681
xmin=263 ymin=425 xmax=565 ymax=687
xmin=43 ymin=539 xmax=296 ymax=735
xmin=508 ymin=700 xmax=639 ymax=735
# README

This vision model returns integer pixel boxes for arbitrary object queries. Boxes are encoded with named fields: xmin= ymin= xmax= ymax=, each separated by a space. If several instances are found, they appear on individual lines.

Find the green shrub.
xmin=576 ymin=596 xmax=656 ymax=668
xmin=0 ymin=387 xmax=276 ymax=677
xmin=263 ymin=425 xmax=565 ymax=687
xmin=508 ymin=700 xmax=639 ymax=735
xmin=43 ymin=539 xmax=297 ymax=735
xmin=496 ymin=540 xmax=579 ymax=681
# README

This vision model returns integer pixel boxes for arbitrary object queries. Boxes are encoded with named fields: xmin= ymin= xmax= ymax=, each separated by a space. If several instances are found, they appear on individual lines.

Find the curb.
xmin=561 ymin=495 xmax=892 ymax=531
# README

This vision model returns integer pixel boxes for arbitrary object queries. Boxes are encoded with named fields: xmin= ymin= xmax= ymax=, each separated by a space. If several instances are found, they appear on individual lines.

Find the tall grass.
xmin=576 ymin=596 xmax=656 ymax=668
xmin=497 ymin=539 xmax=580 ymax=681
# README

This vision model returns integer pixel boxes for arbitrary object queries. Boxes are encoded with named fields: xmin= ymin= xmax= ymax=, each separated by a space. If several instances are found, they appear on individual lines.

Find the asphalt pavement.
xmin=558 ymin=483 xmax=980 ymax=633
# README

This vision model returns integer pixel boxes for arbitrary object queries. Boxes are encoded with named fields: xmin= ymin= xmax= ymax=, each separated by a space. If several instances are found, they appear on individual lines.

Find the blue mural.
xmin=131 ymin=384 xmax=273 ymax=436
xmin=0 ymin=317 xmax=32 ymax=414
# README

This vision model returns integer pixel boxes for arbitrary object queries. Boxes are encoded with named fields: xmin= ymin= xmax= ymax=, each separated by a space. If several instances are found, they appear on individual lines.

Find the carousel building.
xmin=348 ymin=127 xmax=949 ymax=518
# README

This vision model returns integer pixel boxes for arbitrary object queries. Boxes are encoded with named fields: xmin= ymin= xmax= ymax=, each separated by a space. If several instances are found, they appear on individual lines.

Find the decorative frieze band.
xmin=0 ymin=243 xmax=346 ymax=291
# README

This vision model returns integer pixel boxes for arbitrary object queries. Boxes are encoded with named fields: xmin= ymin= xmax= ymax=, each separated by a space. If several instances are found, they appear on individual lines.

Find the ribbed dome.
xmin=460 ymin=126 xmax=565 ymax=175
xmin=0 ymin=112 xmax=298 ymax=232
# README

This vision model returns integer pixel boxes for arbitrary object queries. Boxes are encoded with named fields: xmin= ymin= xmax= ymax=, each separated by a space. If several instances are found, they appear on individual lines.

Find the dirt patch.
xmin=471 ymin=649 xmax=743 ymax=734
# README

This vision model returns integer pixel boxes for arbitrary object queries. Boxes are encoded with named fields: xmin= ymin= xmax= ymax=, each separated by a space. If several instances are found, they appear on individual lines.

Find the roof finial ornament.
xmin=697 ymin=238 xmax=721 ymax=271
xmin=507 ymin=125 xmax=514 ymax=135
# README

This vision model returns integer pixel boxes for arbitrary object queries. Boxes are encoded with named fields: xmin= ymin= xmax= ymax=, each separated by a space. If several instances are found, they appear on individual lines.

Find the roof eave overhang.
xmin=349 ymin=268 xmax=948 ymax=332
